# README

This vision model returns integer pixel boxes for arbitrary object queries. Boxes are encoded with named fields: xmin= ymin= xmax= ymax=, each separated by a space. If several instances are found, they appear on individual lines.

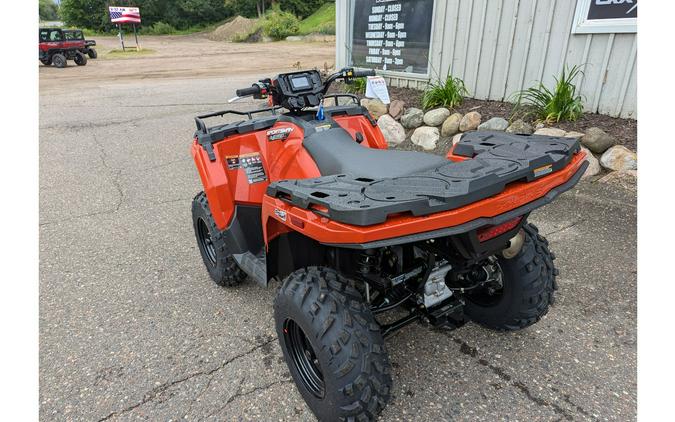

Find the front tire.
xmin=87 ymin=48 xmax=98 ymax=59
xmin=464 ymin=223 xmax=558 ymax=331
xmin=191 ymin=192 xmax=246 ymax=287
xmin=274 ymin=267 xmax=392 ymax=422
xmin=74 ymin=51 xmax=88 ymax=66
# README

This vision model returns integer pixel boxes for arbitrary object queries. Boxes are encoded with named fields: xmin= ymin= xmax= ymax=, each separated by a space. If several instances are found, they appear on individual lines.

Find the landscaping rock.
xmin=582 ymin=127 xmax=615 ymax=154
xmin=478 ymin=117 xmax=509 ymax=131
xmin=505 ymin=119 xmax=533 ymax=135
xmin=388 ymin=100 xmax=405 ymax=120
xmin=598 ymin=170 xmax=637 ymax=191
xmin=452 ymin=133 xmax=463 ymax=146
xmin=377 ymin=114 xmax=406 ymax=146
xmin=534 ymin=127 xmax=567 ymax=137
xmin=400 ymin=107 xmax=424 ymax=129
xmin=600 ymin=145 xmax=637 ymax=171
xmin=411 ymin=126 xmax=440 ymax=151
xmin=285 ymin=35 xmax=303 ymax=42
xmin=564 ymin=131 xmax=585 ymax=139
xmin=441 ymin=113 xmax=463 ymax=137
xmin=361 ymin=98 xmax=388 ymax=120
xmin=580 ymin=147 xmax=601 ymax=179
xmin=535 ymin=122 xmax=545 ymax=130
xmin=459 ymin=111 xmax=481 ymax=132
xmin=423 ymin=108 xmax=451 ymax=126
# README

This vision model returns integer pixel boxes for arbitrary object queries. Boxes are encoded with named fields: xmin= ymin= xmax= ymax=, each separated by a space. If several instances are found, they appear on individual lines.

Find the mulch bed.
xmin=332 ymin=83 xmax=637 ymax=155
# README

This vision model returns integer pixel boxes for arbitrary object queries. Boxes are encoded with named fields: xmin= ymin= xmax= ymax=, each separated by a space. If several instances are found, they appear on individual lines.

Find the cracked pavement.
xmin=40 ymin=41 xmax=636 ymax=421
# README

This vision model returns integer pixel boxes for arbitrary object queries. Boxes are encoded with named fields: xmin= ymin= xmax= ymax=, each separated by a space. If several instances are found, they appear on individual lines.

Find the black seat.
xmin=303 ymin=128 xmax=448 ymax=179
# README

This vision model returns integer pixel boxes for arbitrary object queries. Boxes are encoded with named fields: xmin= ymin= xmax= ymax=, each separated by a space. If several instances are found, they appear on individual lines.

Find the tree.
xmin=39 ymin=0 xmax=60 ymax=21
xmin=60 ymin=0 xmax=232 ymax=32
xmin=60 ymin=0 xmax=109 ymax=31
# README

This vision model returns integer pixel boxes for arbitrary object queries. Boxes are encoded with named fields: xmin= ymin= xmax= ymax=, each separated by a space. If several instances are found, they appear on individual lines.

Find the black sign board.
xmin=350 ymin=0 xmax=434 ymax=75
xmin=587 ymin=0 xmax=637 ymax=20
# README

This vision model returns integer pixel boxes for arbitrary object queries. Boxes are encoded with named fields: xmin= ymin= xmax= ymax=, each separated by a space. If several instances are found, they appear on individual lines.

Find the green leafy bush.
xmin=262 ymin=10 xmax=300 ymax=40
xmin=422 ymin=74 xmax=469 ymax=110
xmin=345 ymin=78 xmax=367 ymax=95
xmin=144 ymin=22 xmax=177 ymax=35
xmin=511 ymin=65 xmax=584 ymax=123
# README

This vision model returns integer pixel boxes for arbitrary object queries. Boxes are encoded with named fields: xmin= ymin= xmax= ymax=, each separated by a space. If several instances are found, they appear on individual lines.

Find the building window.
xmin=572 ymin=0 xmax=637 ymax=34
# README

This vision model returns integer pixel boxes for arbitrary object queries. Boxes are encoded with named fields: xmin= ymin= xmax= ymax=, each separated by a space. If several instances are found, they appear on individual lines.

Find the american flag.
xmin=109 ymin=7 xmax=141 ymax=24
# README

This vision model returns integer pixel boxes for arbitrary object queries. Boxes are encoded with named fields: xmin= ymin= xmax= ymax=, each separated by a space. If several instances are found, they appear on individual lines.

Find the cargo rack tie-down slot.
xmin=194 ymin=106 xmax=282 ymax=161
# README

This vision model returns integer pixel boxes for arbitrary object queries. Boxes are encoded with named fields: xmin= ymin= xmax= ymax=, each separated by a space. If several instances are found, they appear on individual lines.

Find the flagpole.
xmin=133 ymin=24 xmax=140 ymax=51
xmin=118 ymin=23 xmax=125 ymax=51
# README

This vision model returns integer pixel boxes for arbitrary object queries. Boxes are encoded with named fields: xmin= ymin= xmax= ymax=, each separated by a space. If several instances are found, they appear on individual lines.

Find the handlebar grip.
xmin=353 ymin=69 xmax=376 ymax=78
xmin=235 ymin=85 xmax=261 ymax=97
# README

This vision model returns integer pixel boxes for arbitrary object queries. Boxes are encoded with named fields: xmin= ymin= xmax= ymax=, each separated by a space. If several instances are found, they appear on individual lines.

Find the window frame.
xmin=572 ymin=0 xmax=637 ymax=34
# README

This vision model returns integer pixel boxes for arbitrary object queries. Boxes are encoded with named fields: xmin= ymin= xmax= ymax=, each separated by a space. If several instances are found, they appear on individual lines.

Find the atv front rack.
xmin=267 ymin=132 xmax=582 ymax=226
xmin=194 ymin=106 xmax=282 ymax=160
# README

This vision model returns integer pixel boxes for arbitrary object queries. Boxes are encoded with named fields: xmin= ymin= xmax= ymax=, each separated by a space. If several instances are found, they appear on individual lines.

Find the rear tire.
xmin=87 ymin=48 xmax=98 ymax=59
xmin=52 ymin=53 xmax=67 ymax=68
xmin=274 ymin=267 xmax=392 ymax=422
xmin=191 ymin=192 xmax=246 ymax=287
xmin=40 ymin=58 xmax=52 ymax=66
xmin=464 ymin=223 xmax=558 ymax=331
xmin=74 ymin=51 xmax=87 ymax=66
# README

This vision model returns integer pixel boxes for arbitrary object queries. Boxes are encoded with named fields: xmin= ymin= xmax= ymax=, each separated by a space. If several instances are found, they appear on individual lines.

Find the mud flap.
xmin=233 ymin=252 xmax=268 ymax=287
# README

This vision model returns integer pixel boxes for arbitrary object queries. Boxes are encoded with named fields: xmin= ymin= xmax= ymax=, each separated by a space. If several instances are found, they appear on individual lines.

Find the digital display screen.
xmin=290 ymin=75 xmax=311 ymax=90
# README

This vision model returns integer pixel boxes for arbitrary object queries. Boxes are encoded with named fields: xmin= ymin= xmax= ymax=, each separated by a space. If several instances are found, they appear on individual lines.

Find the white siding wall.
xmin=336 ymin=0 xmax=637 ymax=118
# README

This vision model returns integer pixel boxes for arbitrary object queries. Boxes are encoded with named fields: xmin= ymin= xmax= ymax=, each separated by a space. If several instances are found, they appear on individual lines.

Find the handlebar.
xmin=235 ymin=85 xmax=262 ymax=97
xmin=352 ymin=69 xmax=377 ymax=78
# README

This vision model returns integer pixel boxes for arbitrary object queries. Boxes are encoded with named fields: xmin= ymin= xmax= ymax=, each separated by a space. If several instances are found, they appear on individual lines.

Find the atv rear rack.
xmin=267 ymin=132 xmax=583 ymax=226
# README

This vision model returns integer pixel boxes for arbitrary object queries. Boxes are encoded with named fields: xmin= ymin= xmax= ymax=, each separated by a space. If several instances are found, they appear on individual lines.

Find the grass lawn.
xmin=298 ymin=3 xmax=335 ymax=35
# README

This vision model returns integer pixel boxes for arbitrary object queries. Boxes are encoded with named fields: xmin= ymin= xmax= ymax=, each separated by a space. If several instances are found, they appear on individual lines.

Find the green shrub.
xmin=262 ymin=10 xmax=300 ymax=40
xmin=345 ymin=77 xmax=367 ymax=95
xmin=422 ymin=74 xmax=469 ymax=110
xmin=511 ymin=65 xmax=584 ymax=123
xmin=145 ymin=22 xmax=177 ymax=35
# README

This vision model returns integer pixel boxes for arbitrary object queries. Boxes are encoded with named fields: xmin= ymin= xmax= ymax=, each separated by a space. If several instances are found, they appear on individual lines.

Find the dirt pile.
xmin=207 ymin=16 xmax=257 ymax=41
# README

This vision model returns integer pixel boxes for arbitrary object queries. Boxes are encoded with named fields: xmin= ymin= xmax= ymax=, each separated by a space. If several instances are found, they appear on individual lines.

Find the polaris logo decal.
xmin=274 ymin=209 xmax=287 ymax=221
xmin=266 ymin=127 xmax=293 ymax=141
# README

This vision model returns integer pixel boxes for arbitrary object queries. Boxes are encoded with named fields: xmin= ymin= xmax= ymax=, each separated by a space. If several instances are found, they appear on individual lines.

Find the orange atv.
xmin=191 ymin=68 xmax=587 ymax=421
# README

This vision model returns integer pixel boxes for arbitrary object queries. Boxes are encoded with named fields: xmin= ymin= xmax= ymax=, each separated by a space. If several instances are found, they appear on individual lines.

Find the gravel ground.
xmin=40 ymin=39 xmax=636 ymax=421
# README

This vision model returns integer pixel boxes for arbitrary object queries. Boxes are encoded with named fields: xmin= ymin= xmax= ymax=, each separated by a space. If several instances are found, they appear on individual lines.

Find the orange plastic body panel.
xmin=192 ymin=120 xmax=321 ymax=230
xmin=261 ymin=151 xmax=587 ymax=246
xmin=332 ymin=115 xmax=388 ymax=150
xmin=191 ymin=114 xmax=382 ymax=231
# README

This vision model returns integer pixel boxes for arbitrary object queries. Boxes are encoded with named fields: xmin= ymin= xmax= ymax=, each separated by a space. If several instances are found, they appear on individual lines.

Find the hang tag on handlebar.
xmin=316 ymin=101 xmax=325 ymax=121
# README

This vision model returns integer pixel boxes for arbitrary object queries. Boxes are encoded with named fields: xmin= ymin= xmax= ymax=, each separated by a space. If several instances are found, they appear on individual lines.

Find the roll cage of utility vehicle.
xmin=39 ymin=28 xmax=97 ymax=68
xmin=190 ymin=67 xmax=587 ymax=421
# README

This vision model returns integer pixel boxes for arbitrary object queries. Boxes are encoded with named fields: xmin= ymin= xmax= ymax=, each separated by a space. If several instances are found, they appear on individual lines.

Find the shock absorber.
xmin=357 ymin=249 xmax=380 ymax=277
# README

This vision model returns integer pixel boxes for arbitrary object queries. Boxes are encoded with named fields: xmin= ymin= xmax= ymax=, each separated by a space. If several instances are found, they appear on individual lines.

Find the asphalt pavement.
xmin=39 ymin=72 xmax=636 ymax=421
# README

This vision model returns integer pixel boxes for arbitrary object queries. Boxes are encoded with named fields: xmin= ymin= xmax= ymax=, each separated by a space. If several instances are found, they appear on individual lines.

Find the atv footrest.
xmin=267 ymin=132 xmax=581 ymax=226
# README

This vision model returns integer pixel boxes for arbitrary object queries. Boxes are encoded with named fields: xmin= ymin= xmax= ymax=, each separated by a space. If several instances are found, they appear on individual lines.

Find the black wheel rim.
xmin=197 ymin=217 xmax=217 ymax=266
xmin=283 ymin=319 xmax=325 ymax=399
